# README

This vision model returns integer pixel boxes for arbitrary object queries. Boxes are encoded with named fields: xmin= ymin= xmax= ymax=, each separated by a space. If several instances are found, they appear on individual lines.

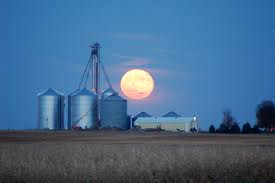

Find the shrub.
xmin=209 ymin=125 xmax=215 ymax=133
xmin=242 ymin=122 xmax=252 ymax=134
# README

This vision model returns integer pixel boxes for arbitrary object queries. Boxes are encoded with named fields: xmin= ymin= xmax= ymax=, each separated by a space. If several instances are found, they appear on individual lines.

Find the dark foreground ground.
xmin=0 ymin=131 xmax=275 ymax=183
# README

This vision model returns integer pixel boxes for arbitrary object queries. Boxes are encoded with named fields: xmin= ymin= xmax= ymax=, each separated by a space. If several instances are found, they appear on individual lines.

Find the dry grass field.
xmin=0 ymin=131 xmax=275 ymax=183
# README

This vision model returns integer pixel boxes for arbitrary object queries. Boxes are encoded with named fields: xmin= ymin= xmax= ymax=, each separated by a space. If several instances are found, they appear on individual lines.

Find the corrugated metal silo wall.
xmin=59 ymin=95 xmax=65 ymax=130
xmin=68 ymin=95 xmax=95 ymax=129
xmin=37 ymin=95 xmax=64 ymax=130
xmin=100 ymin=99 xmax=128 ymax=129
xmin=67 ymin=95 xmax=71 ymax=130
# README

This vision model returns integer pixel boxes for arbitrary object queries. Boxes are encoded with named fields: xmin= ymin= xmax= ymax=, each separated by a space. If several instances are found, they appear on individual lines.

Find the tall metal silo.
xmin=68 ymin=88 xmax=96 ymax=129
xmin=100 ymin=92 xmax=128 ymax=129
xmin=37 ymin=88 xmax=64 ymax=130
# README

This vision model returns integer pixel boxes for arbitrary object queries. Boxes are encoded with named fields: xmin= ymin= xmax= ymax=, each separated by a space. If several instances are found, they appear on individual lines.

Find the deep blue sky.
xmin=1 ymin=0 xmax=275 ymax=130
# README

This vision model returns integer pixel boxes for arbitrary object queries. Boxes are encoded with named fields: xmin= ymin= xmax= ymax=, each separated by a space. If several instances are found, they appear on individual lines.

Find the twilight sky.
xmin=1 ymin=0 xmax=275 ymax=130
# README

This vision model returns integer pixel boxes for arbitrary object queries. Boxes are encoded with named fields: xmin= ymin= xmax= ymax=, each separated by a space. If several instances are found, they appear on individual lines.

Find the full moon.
xmin=120 ymin=69 xmax=154 ymax=100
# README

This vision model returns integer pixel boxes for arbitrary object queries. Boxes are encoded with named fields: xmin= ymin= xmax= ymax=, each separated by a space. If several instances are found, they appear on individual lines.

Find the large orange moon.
xmin=120 ymin=69 xmax=154 ymax=100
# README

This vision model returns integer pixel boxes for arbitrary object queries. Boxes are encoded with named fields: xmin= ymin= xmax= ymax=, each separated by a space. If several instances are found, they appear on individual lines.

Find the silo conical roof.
xmin=103 ymin=92 xmax=126 ymax=101
xmin=133 ymin=112 xmax=152 ymax=118
xmin=70 ymin=88 xmax=95 ymax=96
xmin=162 ymin=111 xmax=181 ymax=117
xmin=101 ymin=88 xmax=118 ymax=99
xmin=38 ymin=88 xmax=64 ymax=96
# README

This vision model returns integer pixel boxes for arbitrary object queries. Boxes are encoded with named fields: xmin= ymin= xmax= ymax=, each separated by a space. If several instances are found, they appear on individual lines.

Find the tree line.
xmin=208 ymin=100 xmax=275 ymax=134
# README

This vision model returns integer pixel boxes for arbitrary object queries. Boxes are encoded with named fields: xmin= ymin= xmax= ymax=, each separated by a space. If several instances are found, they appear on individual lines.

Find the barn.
xmin=134 ymin=111 xmax=198 ymax=132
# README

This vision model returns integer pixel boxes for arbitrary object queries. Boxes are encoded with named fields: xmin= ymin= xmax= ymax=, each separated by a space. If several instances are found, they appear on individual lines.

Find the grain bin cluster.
xmin=37 ymin=42 xmax=199 ymax=132
xmin=37 ymin=43 xmax=129 ymax=130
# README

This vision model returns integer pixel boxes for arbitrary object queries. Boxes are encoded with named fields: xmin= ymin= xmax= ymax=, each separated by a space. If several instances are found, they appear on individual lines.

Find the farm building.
xmin=134 ymin=111 xmax=198 ymax=132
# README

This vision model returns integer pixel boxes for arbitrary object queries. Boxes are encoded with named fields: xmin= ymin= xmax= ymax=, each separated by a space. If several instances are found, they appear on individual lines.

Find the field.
xmin=0 ymin=131 xmax=275 ymax=183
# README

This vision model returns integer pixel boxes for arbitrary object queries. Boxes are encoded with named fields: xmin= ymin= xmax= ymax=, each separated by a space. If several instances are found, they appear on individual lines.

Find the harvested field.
xmin=0 ymin=131 xmax=275 ymax=183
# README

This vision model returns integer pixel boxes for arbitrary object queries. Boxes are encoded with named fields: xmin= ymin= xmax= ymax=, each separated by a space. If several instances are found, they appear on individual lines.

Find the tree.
xmin=222 ymin=109 xmax=236 ymax=129
xmin=219 ymin=123 xmax=229 ymax=133
xmin=209 ymin=125 xmax=216 ymax=133
xmin=242 ymin=122 xmax=252 ymax=134
xmin=256 ymin=100 xmax=275 ymax=133
xmin=252 ymin=125 xmax=260 ymax=134
xmin=218 ymin=109 xmax=238 ymax=133
xmin=230 ymin=123 xmax=241 ymax=133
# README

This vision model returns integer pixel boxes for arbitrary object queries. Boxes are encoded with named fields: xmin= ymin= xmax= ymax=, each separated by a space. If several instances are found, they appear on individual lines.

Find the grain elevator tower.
xmin=91 ymin=42 xmax=101 ymax=129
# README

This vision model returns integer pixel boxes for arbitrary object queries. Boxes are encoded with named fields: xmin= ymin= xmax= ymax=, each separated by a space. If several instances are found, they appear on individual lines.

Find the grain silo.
xmin=68 ymin=88 xmax=96 ymax=129
xmin=37 ymin=88 xmax=64 ymax=130
xmin=100 ymin=90 xmax=128 ymax=129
